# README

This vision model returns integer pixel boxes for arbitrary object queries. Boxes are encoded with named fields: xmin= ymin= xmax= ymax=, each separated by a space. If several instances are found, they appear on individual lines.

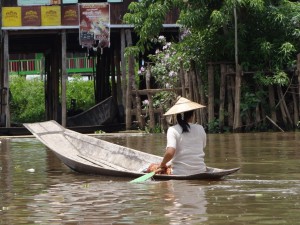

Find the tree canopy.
xmin=124 ymin=0 xmax=300 ymax=83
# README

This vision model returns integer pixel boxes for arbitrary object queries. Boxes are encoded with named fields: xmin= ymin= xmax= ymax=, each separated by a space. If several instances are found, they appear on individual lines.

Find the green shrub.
xmin=9 ymin=75 xmax=95 ymax=124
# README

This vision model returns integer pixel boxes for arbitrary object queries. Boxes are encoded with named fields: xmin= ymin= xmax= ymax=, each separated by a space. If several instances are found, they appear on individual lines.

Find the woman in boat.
xmin=159 ymin=97 xmax=207 ymax=175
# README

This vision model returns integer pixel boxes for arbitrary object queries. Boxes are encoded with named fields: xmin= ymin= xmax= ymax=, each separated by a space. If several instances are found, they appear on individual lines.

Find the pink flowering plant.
xmin=148 ymin=35 xmax=182 ymax=89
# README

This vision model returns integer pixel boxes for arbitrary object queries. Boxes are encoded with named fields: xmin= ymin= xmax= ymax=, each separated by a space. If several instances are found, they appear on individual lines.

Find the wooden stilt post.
xmin=3 ymin=31 xmax=10 ymax=127
xmin=61 ymin=30 xmax=67 ymax=127
xmin=120 ymin=29 xmax=126 ymax=121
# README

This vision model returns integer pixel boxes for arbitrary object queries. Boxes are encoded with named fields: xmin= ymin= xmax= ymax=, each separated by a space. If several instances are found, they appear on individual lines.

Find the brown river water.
xmin=0 ymin=132 xmax=299 ymax=225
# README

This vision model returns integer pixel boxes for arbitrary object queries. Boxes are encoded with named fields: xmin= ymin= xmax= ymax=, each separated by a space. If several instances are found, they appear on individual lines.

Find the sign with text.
xmin=79 ymin=3 xmax=110 ymax=48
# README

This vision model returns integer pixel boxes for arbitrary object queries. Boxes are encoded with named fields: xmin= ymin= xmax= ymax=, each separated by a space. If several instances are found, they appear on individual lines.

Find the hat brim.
xmin=163 ymin=98 xmax=205 ymax=116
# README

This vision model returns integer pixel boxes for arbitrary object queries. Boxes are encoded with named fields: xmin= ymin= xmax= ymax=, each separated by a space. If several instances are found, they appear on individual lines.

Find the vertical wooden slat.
xmin=219 ymin=64 xmax=226 ymax=131
xmin=207 ymin=63 xmax=214 ymax=124
xmin=233 ymin=64 xmax=242 ymax=131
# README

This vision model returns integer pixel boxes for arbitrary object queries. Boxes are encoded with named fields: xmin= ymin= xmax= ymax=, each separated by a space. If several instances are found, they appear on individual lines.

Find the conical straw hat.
xmin=163 ymin=97 xmax=205 ymax=116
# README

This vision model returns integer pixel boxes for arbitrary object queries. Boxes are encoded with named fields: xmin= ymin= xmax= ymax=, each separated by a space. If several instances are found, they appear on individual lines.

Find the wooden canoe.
xmin=24 ymin=120 xmax=240 ymax=180
xmin=67 ymin=96 xmax=118 ymax=127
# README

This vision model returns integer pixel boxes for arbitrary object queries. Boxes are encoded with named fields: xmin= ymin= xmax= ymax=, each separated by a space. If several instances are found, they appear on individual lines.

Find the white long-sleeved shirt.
xmin=166 ymin=123 xmax=206 ymax=175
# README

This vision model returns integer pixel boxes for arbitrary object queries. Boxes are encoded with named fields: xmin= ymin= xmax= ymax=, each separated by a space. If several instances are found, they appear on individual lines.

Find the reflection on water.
xmin=0 ymin=132 xmax=300 ymax=224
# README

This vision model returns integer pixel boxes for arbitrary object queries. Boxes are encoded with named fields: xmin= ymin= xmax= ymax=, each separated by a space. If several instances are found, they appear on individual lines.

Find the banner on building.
xmin=79 ymin=3 xmax=110 ymax=49
xmin=61 ymin=4 xmax=78 ymax=26
xmin=2 ymin=7 xmax=22 ymax=27
xmin=22 ymin=6 xmax=41 ymax=26
xmin=41 ymin=6 xmax=61 ymax=26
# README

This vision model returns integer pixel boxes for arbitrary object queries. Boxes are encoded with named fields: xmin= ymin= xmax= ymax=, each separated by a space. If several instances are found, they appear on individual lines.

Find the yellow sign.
xmin=2 ymin=7 xmax=22 ymax=27
xmin=41 ymin=6 xmax=61 ymax=26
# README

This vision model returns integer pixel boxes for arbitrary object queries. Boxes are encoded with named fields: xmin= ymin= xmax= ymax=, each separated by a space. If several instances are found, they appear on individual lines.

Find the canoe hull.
xmin=24 ymin=120 xmax=240 ymax=180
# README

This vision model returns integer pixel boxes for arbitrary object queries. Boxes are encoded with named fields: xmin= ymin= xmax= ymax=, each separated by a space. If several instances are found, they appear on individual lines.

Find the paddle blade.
xmin=129 ymin=171 xmax=155 ymax=183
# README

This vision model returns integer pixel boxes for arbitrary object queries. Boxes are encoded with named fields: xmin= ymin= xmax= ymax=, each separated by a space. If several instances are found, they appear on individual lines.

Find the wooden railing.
xmin=9 ymin=57 xmax=95 ymax=76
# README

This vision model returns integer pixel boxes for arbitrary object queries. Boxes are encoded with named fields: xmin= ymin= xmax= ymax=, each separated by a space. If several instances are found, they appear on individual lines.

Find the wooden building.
xmin=0 ymin=0 xmax=179 ymax=129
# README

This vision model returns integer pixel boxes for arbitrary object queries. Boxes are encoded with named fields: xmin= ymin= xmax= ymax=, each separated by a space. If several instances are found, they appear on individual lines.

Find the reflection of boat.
xmin=24 ymin=120 xmax=240 ymax=180
xmin=67 ymin=96 xmax=118 ymax=127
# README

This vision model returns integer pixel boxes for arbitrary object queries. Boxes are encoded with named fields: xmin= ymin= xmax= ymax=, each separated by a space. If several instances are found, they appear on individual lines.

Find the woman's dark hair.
xmin=176 ymin=110 xmax=194 ymax=133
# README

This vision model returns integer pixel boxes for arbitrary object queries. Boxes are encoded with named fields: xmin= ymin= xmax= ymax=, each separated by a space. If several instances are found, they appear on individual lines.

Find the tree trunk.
xmin=190 ymin=61 xmax=200 ymax=123
xmin=125 ymin=29 xmax=135 ymax=130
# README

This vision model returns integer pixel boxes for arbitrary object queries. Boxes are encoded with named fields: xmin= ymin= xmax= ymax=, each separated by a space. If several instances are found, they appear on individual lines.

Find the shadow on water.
xmin=0 ymin=132 xmax=300 ymax=224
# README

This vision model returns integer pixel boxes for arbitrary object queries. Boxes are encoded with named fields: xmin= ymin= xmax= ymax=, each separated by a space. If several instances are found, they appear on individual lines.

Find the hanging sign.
xmin=79 ymin=3 xmax=110 ymax=49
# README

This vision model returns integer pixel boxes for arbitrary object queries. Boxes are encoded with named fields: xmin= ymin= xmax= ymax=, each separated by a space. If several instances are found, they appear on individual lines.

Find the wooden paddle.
xmin=129 ymin=168 xmax=162 ymax=183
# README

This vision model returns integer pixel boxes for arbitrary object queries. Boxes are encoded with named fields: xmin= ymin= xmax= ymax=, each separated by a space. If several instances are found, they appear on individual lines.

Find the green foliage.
xmin=10 ymin=76 xmax=45 ymax=123
xmin=9 ymin=75 xmax=95 ymax=123
xmin=66 ymin=75 xmax=94 ymax=110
